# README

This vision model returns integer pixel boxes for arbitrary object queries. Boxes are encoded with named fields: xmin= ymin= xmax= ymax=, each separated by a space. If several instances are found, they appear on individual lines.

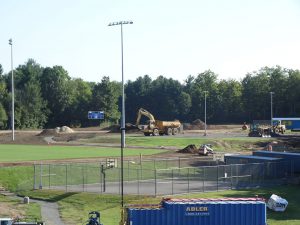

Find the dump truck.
xmin=135 ymin=108 xmax=181 ymax=136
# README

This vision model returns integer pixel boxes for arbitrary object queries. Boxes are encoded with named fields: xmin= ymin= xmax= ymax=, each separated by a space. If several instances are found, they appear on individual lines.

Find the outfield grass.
xmin=18 ymin=185 xmax=300 ymax=225
xmin=0 ymin=144 xmax=168 ymax=162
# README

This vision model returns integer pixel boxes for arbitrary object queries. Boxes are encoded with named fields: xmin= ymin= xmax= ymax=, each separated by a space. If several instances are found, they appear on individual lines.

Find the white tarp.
xmin=267 ymin=194 xmax=288 ymax=212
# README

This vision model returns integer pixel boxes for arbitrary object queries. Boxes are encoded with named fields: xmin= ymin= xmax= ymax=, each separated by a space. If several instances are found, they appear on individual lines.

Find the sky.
xmin=0 ymin=0 xmax=299 ymax=83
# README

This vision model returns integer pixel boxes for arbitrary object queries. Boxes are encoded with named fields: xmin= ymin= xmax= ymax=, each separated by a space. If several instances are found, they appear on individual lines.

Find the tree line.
xmin=0 ymin=59 xmax=299 ymax=129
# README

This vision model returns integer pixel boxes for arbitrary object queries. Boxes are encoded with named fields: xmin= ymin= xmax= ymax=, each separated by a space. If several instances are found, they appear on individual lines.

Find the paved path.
xmin=30 ymin=199 xmax=65 ymax=225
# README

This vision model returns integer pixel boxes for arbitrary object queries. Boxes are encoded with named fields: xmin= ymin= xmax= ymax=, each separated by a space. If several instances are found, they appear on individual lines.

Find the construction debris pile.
xmin=178 ymin=144 xmax=214 ymax=156
xmin=38 ymin=126 xmax=74 ymax=136
xmin=177 ymin=144 xmax=199 ymax=154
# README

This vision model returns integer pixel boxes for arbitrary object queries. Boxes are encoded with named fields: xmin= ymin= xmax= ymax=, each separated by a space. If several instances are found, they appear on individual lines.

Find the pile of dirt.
xmin=177 ymin=144 xmax=199 ymax=154
xmin=38 ymin=126 xmax=74 ymax=136
xmin=38 ymin=129 xmax=59 ymax=136
xmin=183 ymin=119 xmax=206 ymax=130
xmin=108 ymin=123 xmax=140 ymax=133
xmin=59 ymin=126 xmax=74 ymax=133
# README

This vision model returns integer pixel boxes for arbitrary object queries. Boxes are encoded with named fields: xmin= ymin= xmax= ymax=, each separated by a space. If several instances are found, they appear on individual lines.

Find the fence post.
xmin=99 ymin=163 xmax=102 ymax=193
xmin=154 ymin=169 xmax=157 ymax=197
xmin=172 ymin=169 xmax=174 ymax=195
xmin=33 ymin=164 xmax=36 ymax=190
xmin=178 ymin=158 xmax=181 ymax=168
xmin=118 ymin=166 xmax=121 ymax=194
xmin=203 ymin=167 xmax=205 ymax=192
xmin=137 ymin=169 xmax=140 ymax=195
xmin=48 ymin=164 xmax=51 ymax=189
xmin=128 ymin=160 xmax=130 ymax=182
xmin=82 ymin=166 xmax=84 ymax=192
xmin=39 ymin=162 xmax=43 ymax=189
xmin=187 ymin=168 xmax=190 ymax=193
xmin=65 ymin=164 xmax=68 ymax=192
xmin=230 ymin=164 xmax=233 ymax=190
xmin=237 ymin=164 xmax=239 ymax=189
xmin=262 ymin=163 xmax=265 ymax=185
xmin=217 ymin=165 xmax=219 ymax=191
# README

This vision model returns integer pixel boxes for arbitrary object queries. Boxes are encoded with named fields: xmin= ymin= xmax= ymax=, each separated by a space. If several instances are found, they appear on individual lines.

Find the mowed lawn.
xmin=84 ymin=134 xmax=269 ymax=151
xmin=0 ymin=144 xmax=168 ymax=162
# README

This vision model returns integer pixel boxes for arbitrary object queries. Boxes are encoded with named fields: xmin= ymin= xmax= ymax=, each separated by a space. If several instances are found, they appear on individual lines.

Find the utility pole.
xmin=204 ymin=91 xmax=208 ymax=136
xmin=270 ymin=92 xmax=274 ymax=126
xmin=9 ymin=39 xmax=15 ymax=141
xmin=108 ymin=21 xmax=133 ymax=218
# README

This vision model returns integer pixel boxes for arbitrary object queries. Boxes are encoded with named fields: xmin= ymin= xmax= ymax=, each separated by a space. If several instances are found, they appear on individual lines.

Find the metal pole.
xmin=121 ymin=23 xmax=126 ymax=148
xmin=204 ymin=91 xmax=208 ymax=136
xmin=49 ymin=164 xmax=51 ymax=189
xmin=33 ymin=164 xmax=36 ymax=190
xmin=65 ymin=164 xmax=68 ymax=192
xmin=270 ymin=92 xmax=274 ymax=126
xmin=203 ymin=167 xmax=205 ymax=192
xmin=171 ymin=169 xmax=174 ymax=195
xmin=39 ymin=162 xmax=42 ymax=189
xmin=187 ymin=168 xmax=190 ymax=193
xmin=154 ymin=169 xmax=157 ymax=197
xmin=9 ymin=39 xmax=14 ymax=141
xmin=108 ymin=20 xmax=133 ymax=211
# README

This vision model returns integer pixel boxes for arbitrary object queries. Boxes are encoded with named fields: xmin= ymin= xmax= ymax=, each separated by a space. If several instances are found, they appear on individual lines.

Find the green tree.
xmin=15 ymin=80 xmax=48 ymax=128
xmin=91 ymin=76 xmax=121 ymax=123
xmin=0 ymin=64 xmax=3 ymax=76
xmin=188 ymin=70 xmax=219 ymax=122
xmin=68 ymin=78 xmax=93 ymax=127
xmin=0 ymin=103 xmax=7 ymax=129
xmin=13 ymin=60 xmax=48 ymax=128
xmin=217 ymin=79 xmax=244 ymax=122
xmin=125 ymin=75 xmax=152 ymax=123
xmin=40 ymin=66 xmax=74 ymax=126
xmin=286 ymin=69 xmax=300 ymax=116
xmin=148 ymin=76 xmax=184 ymax=121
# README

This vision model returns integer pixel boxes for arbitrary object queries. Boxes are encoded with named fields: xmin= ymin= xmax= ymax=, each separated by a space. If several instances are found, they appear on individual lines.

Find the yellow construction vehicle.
xmin=135 ymin=108 xmax=181 ymax=136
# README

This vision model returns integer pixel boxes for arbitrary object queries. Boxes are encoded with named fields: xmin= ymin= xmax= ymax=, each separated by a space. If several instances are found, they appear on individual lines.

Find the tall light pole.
xmin=108 ymin=20 xmax=133 ymax=212
xmin=270 ymin=92 xmax=274 ymax=126
xmin=9 ymin=39 xmax=15 ymax=141
xmin=204 ymin=91 xmax=208 ymax=136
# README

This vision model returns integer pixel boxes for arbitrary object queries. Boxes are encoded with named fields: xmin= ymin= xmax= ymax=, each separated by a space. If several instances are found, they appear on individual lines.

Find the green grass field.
xmin=18 ymin=185 xmax=300 ymax=225
xmin=84 ymin=134 xmax=271 ymax=151
xmin=0 ymin=144 xmax=168 ymax=162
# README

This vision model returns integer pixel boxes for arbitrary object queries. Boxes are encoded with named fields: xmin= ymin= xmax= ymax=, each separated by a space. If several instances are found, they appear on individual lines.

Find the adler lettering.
xmin=186 ymin=206 xmax=208 ymax=212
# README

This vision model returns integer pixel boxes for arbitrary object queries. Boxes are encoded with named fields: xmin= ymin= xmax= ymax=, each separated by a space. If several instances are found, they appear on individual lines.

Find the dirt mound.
xmin=108 ymin=123 xmax=140 ymax=133
xmin=183 ymin=119 xmax=206 ymax=130
xmin=38 ymin=126 xmax=74 ymax=136
xmin=59 ymin=126 xmax=74 ymax=133
xmin=38 ymin=129 xmax=59 ymax=136
xmin=177 ymin=144 xmax=199 ymax=154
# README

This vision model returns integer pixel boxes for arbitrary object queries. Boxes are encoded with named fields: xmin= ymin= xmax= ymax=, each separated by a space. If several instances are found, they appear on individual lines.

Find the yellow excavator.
xmin=135 ymin=108 xmax=181 ymax=136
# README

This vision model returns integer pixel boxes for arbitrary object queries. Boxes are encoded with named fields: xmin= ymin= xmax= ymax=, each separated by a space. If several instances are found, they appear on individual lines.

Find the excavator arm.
xmin=135 ymin=108 xmax=155 ymax=125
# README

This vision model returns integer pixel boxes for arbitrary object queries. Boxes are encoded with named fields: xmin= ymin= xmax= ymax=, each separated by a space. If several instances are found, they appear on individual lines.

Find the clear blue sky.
xmin=0 ymin=0 xmax=299 ymax=82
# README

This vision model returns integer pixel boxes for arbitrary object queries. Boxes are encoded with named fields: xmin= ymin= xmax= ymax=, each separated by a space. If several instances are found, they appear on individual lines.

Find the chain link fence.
xmin=30 ymin=157 xmax=295 ymax=196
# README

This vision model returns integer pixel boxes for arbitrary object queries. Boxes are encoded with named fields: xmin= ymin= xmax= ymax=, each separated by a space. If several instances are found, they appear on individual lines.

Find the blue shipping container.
xmin=127 ymin=199 xmax=266 ymax=225
xmin=272 ymin=118 xmax=300 ymax=131
xmin=253 ymin=151 xmax=300 ymax=173
xmin=224 ymin=154 xmax=282 ymax=165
